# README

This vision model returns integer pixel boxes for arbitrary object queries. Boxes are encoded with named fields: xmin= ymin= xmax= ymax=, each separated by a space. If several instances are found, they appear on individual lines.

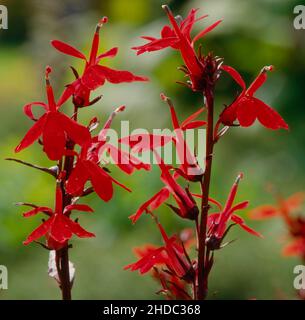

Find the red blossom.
xmin=15 ymin=67 xmax=90 ymax=160
xmin=129 ymin=152 xmax=198 ymax=223
xmin=249 ymin=192 xmax=305 ymax=258
xmin=125 ymin=222 xmax=192 ymax=279
xmin=132 ymin=6 xmax=222 ymax=91
xmin=66 ymin=106 xmax=149 ymax=201
xmin=51 ymin=18 xmax=148 ymax=107
xmin=161 ymin=93 xmax=205 ymax=181
xmin=220 ymin=65 xmax=289 ymax=130
xmin=193 ymin=174 xmax=261 ymax=249
xmin=22 ymin=188 xmax=95 ymax=250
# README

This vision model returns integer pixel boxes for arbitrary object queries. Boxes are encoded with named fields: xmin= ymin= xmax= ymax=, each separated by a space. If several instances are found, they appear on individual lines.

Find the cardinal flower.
xmin=161 ymin=93 xmax=205 ymax=181
xmin=194 ymin=174 xmax=261 ymax=250
xmin=220 ymin=65 xmax=289 ymax=130
xmin=249 ymin=192 xmax=305 ymax=257
xmin=51 ymin=17 xmax=148 ymax=107
xmin=125 ymin=222 xmax=193 ymax=280
xmin=66 ymin=106 xmax=149 ymax=201
xmin=129 ymin=153 xmax=198 ymax=223
xmin=132 ymin=6 xmax=222 ymax=91
xmin=15 ymin=67 xmax=91 ymax=160
xmin=22 ymin=188 xmax=95 ymax=250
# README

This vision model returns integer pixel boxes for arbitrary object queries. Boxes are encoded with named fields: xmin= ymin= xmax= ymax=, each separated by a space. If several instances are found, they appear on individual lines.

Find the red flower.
xmin=220 ymin=65 xmax=289 ymax=130
xmin=51 ymin=17 xmax=148 ymax=107
xmin=129 ymin=153 xmax=198 ymax=223
xmin=15 ymin=67 xmax=91 ymax=160
xmin=66 ymin=106 xmax=148 ymax=201
xmin=249 ymin=192 xmax=305 ymax=222
xmin=154 ymin=270 xmax=192 ymax=300
xmin=125 ymin=222 xmax=192 ymax=279
xmin=194 ymin=174 xmax=261 ymax=250
xmin=249 ymin=192 xmax=305 ymax=258
xmin=282 ymin=238 xmax=305 ymax=258
xmin=161 ymin=93 xmax=205 ymax=181
xmin=22 ymin=188 xmax=95 ymax=250
xmin=132 ymin=6 xmax=222 ymax=91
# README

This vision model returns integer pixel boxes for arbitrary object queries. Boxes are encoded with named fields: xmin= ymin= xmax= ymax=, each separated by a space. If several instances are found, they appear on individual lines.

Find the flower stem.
xmin=55 ymin=105 xmax=79 ymax=300
xmin=197 ymin=86 xmax=215 ymax=300
xmin=56 ymin=247 xmax=71 ymax=300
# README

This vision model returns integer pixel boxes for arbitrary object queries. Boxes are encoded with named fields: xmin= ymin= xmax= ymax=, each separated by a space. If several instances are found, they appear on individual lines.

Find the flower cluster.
xmin=11 ymin=17 xmax=148 ymax=299
xmin=125 ymin=5 xmax=288 ymax=300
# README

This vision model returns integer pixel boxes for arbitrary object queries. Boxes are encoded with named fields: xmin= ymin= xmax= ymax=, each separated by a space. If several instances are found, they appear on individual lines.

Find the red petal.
xmin=247 ymin=66 xmax=273 ymax=96
xmin=207 ymin=213 xmax=220 ymax=228
xmin=23 ymin=102 xmax=48 ymax=121
xmin=285 ymin=192 xmax=305 ymax=211
xmin=192 ymin=19 xmax=223 ymax=44
xmin=229 ymin=201 xmax=249 ymax=214
xmin=23 ymin=217 xmax=53 ymax=245
xmin=192 ymin=194 xmax=223 ymax=211
xmin=51 ymin=40 xmax=86 ymax=60
xmin=105 ymin=144 xmax=134 ymax=174
xmin=57 ymin=82 xmax=77 ymax=108
xmin=282 ymin=238 xmax=305 ymax=257
xmin=66 ymin=161 xmax=89 ymax=196
xmin=130 ymin=188 xmax=170 ymax=224
xmin=15 ymin=115 xmax=46 ymax=153
xmin=180 ymin=9 xmax=199 ymax=38
xmin=58 ymin=113 xmax=91 ymax=146
xmin=219 ymin=101 xmax=239 ymax=125
xmin=120 ymin=133 xmax=172 ymax=153
xmin=236 ymin=97 xmax=257 ymax=127
xmin=96 ymin=47 xmax=118 ymax=63
xmin=94 ymin=65 xmax=149 ymax=84
xmin=133 ymin=37 xmax=178 ymax=55
xmin=221 ymin=65 xmax=246 ymax=89
xmin=181 ymin=120 xmax=206 ymax=130
xmin=89 ymin=30 xmax=100 ymax=65
xmin=84 ymin=161 xmax=113 ymax=202
xmin=23 ymin=206 xmax=53 ymax=218
xmin=248 ymin=205 xmax=280 ymax=220
xmin=254 ymin=98 xmax=289 ymax=130
xmin=64 ymin=204 xmax=94 ymax=214
xmin=180 ymin=107 xmax=205 ymax=129
xmin=42 ymin=113 xmax=66 ymax=160
xmin=49 ymin=214 xmax=72 ymax=243
xmin=124 ymin=247 xmax=166 ymax=274
xmin=65 ymin=216 xmax=95 ymax=238
xmin=81 ymin=66 xmax=106 ymax=90
xmin=231 ymin=214 xmax=262 ymax=237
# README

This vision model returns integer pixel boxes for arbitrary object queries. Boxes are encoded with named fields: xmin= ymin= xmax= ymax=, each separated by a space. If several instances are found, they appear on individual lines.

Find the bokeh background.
xmin=0 ymin=0 xmax=304 ymax=299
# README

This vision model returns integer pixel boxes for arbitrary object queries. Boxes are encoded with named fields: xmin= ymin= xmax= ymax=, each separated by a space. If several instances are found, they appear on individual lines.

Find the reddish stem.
xmin=197 ymin=87 xmax=215 ymax=300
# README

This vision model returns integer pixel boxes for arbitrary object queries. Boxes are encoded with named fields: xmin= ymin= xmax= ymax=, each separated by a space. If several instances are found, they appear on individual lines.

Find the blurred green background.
xmin=0 ymin=0 xmax=304 ymax=300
